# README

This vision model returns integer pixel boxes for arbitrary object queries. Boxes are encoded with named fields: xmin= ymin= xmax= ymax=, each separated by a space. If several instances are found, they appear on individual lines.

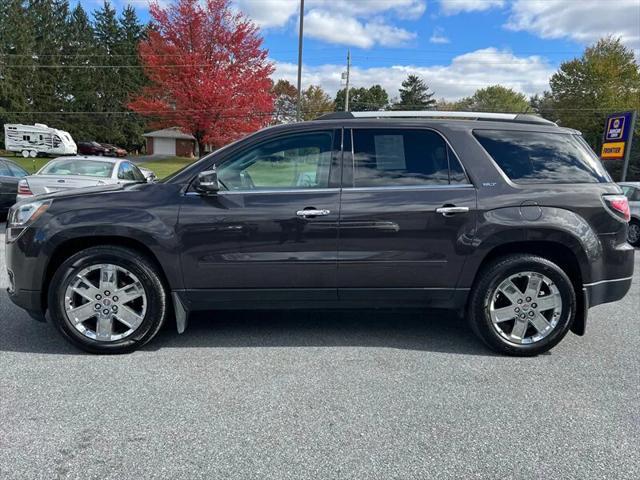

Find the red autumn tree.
xmin=128 ymin=0 xmax=274 ymax=155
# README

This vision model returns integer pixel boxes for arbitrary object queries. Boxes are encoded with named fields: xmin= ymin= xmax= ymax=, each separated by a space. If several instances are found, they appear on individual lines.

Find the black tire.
xmin=48 ymin=246 xmax=168 ymax=354
xmin=628 ymin=219 xmax=640 ymax=247
xmin=468 ymin=254 xmax=576 ymax=356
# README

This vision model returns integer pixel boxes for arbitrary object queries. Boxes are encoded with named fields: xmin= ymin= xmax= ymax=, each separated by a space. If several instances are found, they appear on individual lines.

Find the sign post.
xmin=601 ymin=110 xmax=637 ymax=181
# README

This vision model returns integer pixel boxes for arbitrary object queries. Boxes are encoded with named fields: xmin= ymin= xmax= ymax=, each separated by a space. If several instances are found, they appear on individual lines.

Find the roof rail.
xmin=315 ymin=110 xmax=556 ymax=126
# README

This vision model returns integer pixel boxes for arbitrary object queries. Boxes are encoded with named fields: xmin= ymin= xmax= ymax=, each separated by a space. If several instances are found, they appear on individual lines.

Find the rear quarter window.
xmin=473 ymin=130 xmax=611 ymax=184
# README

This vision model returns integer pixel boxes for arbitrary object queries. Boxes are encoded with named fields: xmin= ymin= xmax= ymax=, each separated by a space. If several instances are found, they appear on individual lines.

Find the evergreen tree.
xmin=25 ymin=0 xmax=71 ymax=127
xmin=0 ymin=0 xmax=34 ymax=145
xmin=118 ymin=5 xmax=146 ymax=151
xmin=393 ymin=75 xmax=436 ymax=110
xmin=62 ymin=3 xmax=97 ymax=141
xmin=93 ymin=1 xmax=125 ymax=145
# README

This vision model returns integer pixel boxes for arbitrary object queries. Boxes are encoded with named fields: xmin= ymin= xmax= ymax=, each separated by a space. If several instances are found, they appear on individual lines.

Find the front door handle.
xmin=436 ymin=206 xmax=469 ymax=216
xmin=296 ymin=209 xmax=331 ymax=217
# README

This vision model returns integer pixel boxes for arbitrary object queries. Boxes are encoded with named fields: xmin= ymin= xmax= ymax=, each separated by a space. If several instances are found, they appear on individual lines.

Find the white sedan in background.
xmin=17 ymin=156 xmax=153 ymax=200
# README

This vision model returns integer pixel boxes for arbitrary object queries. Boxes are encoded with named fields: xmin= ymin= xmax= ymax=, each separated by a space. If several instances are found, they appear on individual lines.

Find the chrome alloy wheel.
xmin=64 ymin=264 xmax=147 ymax=342
xmin=488 ymin=271 xmax=562 ymax=345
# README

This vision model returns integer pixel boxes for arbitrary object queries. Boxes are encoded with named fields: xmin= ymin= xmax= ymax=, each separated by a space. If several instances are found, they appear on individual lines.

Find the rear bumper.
xmin=585 ymin=276 xmax=634 ymax=308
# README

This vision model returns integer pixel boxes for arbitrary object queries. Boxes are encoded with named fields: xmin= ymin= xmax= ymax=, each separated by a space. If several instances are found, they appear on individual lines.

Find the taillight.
xmin=603 ymin=194 xmax=630 ymax=222
xmin=17 ymin=179 xmax=33 ymax=196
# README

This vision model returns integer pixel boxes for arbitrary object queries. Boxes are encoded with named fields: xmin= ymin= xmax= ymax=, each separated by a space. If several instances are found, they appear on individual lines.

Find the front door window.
xmin=217 ymin=132 xmax=333 ymax=191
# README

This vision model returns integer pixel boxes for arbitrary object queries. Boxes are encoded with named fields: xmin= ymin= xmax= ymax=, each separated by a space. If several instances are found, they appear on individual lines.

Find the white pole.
xmin=344 ymin=50 xmax=351 ymax=112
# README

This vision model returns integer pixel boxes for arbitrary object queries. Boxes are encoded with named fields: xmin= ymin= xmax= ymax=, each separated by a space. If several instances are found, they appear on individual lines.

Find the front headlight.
xmin=6 ymin=200 xmax=52 ymax=242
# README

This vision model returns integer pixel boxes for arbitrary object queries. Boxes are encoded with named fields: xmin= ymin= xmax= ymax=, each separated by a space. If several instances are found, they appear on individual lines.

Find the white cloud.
xmin=305 ymin=10 xmax=416 ymax=48
xmin=234 ymin=0 xmax=300 ymax=28
xmin=429 ymin=27 xmax=450 ymax=44
xmin=440 ymin=0 xmax=505 ymax=15
xmin=234 ymin=0 xmax=425 ymax=46
xmin=506 ymin=0 xmax=640 ymax=49
xmin=274 ymin=48 xmax=554 ymax=101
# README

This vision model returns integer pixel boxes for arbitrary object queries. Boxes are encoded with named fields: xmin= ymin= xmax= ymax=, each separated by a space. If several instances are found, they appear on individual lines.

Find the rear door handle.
xmin=296 ymin=209 xmax=331 ymax=217
xmin=436 ymin=206 xmax=469 ymax=216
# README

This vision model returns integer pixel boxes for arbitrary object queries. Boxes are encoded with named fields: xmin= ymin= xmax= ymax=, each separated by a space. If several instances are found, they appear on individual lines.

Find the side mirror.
xmin=195 ymin=168 xmax=220 ymax=195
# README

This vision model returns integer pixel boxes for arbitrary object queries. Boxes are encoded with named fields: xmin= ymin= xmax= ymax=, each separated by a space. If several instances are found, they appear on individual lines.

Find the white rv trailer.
xmin=3 ymin=123 xmax=77 ymax=157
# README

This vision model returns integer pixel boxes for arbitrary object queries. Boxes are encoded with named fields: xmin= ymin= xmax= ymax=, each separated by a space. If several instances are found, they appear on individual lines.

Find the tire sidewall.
xmin=48 ymin=247 xmax=167 ymax=354
xmin=471 ymin=256 xmax=576 ymax=356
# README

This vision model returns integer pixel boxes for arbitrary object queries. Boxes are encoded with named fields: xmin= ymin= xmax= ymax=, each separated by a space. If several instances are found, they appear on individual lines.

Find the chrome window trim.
xmin=185 ymin=188 xmax=341 ymax=196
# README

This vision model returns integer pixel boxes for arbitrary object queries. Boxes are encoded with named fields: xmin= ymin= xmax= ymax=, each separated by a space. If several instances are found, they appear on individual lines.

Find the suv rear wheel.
xmin=628 ymin=220 xmax=640 ymax=247
xmin=48 ymin=246 xmax=168 ymax=354
xmin=468 ymin=254 xmax=576 ymax=356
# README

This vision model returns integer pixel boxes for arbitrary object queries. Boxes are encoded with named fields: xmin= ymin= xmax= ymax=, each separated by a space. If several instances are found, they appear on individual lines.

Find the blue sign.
xmin=604 ymin=112 xmax=633 ymax=142
xmin=601 ymin=111 xmax=635 ymax=160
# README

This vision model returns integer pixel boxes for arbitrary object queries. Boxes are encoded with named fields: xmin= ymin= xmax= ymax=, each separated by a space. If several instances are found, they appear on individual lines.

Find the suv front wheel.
xmin=48 ymin=246 xmax=168 ymax=354
xmin=469 ymin=254 xmax=576 ymax=356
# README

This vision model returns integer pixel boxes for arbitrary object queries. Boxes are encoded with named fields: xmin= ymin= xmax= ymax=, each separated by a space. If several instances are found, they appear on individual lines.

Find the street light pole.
xmin=296 ymin=0 xmax=305 ymax=122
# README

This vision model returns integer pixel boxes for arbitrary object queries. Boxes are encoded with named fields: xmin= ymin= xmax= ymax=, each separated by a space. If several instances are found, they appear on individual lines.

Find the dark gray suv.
xmin=5 ymin=111 xmax=635 ymax=355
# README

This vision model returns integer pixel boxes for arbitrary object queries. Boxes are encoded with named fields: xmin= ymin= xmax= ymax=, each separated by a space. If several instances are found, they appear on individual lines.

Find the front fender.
xmin=39 ymin=207 xmax=182 ymax=290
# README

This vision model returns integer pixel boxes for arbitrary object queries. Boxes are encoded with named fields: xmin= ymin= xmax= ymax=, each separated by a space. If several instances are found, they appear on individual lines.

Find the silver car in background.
xmin=17 ymin=156 xmax=151 ymax=201
xmin=619 ymin=182 xmax=640 ymax=247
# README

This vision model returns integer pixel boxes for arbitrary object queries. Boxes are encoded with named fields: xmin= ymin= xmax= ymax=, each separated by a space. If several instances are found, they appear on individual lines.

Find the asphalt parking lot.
xmin=1 ymin=222 xmax=638 ymax=480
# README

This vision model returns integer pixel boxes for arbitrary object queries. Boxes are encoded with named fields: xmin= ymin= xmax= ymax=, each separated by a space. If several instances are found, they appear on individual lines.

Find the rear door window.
xmin=350 ymin=129 xmax=468 ymax=187
xmin=473 ymin=130 xmax=610 ymax=184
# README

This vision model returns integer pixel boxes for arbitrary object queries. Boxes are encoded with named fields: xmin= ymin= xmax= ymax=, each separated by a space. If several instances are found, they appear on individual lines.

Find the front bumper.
xmin=7 ymin=287 xmax=46 ymax=321
xmin=5 ymin=225 xmax=48 ymax=321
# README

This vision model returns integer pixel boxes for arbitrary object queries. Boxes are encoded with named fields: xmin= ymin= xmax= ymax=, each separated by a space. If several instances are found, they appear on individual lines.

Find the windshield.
xmin=40 ymin=159 xmax=114 ymax=178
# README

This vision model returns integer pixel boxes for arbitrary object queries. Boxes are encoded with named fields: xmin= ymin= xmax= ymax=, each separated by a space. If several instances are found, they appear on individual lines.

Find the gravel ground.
xmin=1 ymin=222 xmax=638 ymax=479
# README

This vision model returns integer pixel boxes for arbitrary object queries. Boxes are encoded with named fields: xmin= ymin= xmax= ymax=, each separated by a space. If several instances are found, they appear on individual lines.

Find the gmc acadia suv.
xmin=5 ymin=111 xmax=635 ymax=355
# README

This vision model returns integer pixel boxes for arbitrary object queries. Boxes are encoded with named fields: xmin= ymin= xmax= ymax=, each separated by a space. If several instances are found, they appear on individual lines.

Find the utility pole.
xmin=344 ymin=49 xmax=351 ymax=112
xmin=296 ymin=0 xmax=305 ymax=122
xmin=621 ymin=110 xmax=637 ymax=181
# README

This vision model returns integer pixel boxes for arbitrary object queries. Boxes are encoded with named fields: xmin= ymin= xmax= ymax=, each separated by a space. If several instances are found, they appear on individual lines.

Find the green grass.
xmin=10 ymin=157 xmax=50 ymax=174
xmin=8 ymin=155 xmax=197 ymax=179
xmin=133 ymin=157 xmax=196 ymax=179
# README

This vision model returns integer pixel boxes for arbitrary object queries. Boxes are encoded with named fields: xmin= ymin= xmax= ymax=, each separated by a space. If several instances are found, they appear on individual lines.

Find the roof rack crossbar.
xmin=315 ymin=110 xmax=556 ymax=126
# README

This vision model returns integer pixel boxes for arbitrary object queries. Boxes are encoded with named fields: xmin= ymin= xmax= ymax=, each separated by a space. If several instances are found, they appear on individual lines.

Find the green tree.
xmin=0 ymin=0 xmax=34 ymax=145
xmin=92 ymin=1 xmax=125 ymax=145
xmin=334 ymin=84 xmax=389 ymax=111
xmin=392 ymin=74 xmax=436 ymax=110
xmin=271 ymin=79 xmax=298 ymax=124
xmin=457 ymin=85 xmax=530 ymax=113
xmin=24 ymin=0 xmax=70 ymax=127
xmin=543 ymin=37 xmax=640 ymax=180
xmin=117 ymin=5 xmax=146 ymax=151
xmin=301 ymin=85 xmax=334 ymax=120
xmin=62 ymin=3 xmax=98 ymax=141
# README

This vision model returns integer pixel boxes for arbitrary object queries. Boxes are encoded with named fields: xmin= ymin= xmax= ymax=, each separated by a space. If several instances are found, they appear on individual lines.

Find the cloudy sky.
xmin=104 ymin=0 xmax=639 ymax=100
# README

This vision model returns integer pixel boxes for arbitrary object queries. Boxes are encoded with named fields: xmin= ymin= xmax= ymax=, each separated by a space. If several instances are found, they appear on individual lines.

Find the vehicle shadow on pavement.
xmin=144 ymin=309 xmax=497 ymax=356
xmin=0 ymin=294 xmax=495 ymax=356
